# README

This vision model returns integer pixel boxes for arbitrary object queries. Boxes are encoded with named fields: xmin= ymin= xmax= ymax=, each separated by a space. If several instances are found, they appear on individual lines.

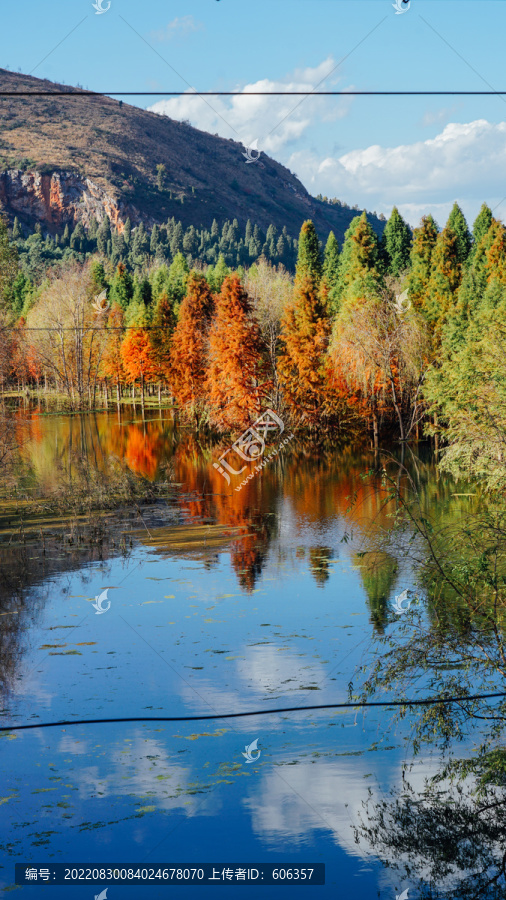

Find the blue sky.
xmin=2 ymin=1 xmax=506 ymax=225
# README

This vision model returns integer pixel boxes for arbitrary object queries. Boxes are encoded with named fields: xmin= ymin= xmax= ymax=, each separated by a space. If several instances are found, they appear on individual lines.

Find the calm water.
xmin=0 ymin=408 xmax=486 ymax=897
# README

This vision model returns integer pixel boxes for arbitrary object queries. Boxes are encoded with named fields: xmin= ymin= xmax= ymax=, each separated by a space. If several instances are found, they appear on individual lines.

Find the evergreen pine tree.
xmin=447 ymin=202 xmax=472 ymax=266
xmin=170 ymin=222 xmax=184 ymax=257
xmin=109 ymin=263 xmax=134 ymax=309
xmin=425 ymin=224 xmax=462 ymax=345
xmin=336 ymin=212 xmax=381 ymax=307
xmin=295 ymin=220 xmax=323 ymax=287
xmin=88 ymin=216 xmax=99 ymax=241
xmin=207 ymin=254 xmax=230 ymax=292
xmin=123 ymin=217 xmax=132 ymax=246
xmin=131 ymin=222 xmax=149 ymax=261
xmin=0 ymin=215 xmax=19 ymax=310
xmin=407 ymin=214 xmax=439 ymax=312
xmin=150 ymin=224 xmax=160 ymax=255
xmin=133 ymin=275 xmax=153 ymax=307
xmin=472 ymin=203 xmax=493 ymax=251
xmin=322 ymin=231 xmax=340 ymax=310
xmin=167 ymin=252 xmax=189 ymax=316
xmin=183 ymin=225 xmax=198 ymax=256
xmin=381 ymin=206 xmax=412 ymax=276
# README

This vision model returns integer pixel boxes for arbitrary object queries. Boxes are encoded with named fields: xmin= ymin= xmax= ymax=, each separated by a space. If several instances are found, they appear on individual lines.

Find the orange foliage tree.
xmin=149 ymin=292 xmax=176 ymax=386
xmin=101 ymin=303 xmax=127 ymax=407
xmin=120 ymin=318 xmax=156 ymax=412
xmin=169 ymin=272 xmax=214 ymax=428
xmin=206 ymin=275 xmax=269 ymax=431
xmin=277 ymin=275 xmax=336 ymax=428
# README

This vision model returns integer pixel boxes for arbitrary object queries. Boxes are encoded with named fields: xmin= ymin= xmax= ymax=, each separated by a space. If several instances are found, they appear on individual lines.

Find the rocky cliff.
xmin=0 ymin=169 xmax=140 ymax=233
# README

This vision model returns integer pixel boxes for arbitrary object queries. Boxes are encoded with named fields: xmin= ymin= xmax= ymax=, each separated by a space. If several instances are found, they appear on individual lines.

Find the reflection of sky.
xmin=0 ymin=476 xmax=464 ymax=898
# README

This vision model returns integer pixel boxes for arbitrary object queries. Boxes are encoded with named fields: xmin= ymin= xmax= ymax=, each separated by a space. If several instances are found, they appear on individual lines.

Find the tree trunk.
xmin=158 ymin=382 xmax=162 ymax=408
xmin=372 ymin=409 xmax=379 ymax=452
xmin=140 ymin=371 xmax=145 ymax=419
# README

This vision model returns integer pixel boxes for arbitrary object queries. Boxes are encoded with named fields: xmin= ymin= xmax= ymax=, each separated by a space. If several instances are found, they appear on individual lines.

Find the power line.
xmin=2 ymin=90 xmax=506 ymax=97
xmin=2 ymin=691 xmax=505 ymax=732
xmin=0 ymin=326 xmax=177 ymax=332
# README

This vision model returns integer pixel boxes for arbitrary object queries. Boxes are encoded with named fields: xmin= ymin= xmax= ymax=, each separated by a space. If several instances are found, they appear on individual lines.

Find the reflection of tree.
xmin=171 ymin=435 xmax=279 ymax=591
xmin=355 ymin=765 xmax=506 ymax=899
xmin=0 ymin=533 xmax=130 ymax=698
xmin=354 ymin=550 xmax=397 ymax=633
xmin=308 ymin=547 xmax=333 ymax=588
xmin=353 ymin=467 xmax=506 ymax=899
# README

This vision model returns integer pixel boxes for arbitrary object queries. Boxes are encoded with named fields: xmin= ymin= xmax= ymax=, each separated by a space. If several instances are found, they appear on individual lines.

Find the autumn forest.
xmin=0 ymin=200 xmax=504 ymax=486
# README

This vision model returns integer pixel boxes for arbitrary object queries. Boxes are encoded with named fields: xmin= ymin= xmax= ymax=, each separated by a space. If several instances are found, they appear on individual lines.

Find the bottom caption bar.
xmin=16 ymin=864 xmax=325 ymax=886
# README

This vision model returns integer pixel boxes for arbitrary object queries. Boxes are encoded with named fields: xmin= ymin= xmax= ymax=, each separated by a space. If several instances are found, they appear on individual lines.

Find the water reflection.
xmin=1 ymin=406 xmax=501 ymax=898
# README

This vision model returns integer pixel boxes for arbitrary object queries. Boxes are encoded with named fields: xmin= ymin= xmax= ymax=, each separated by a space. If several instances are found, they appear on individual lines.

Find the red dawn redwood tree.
xmin=206 ymin=274 xmax=268 ymax=431
xmin=169 ymin=272 xmax=214 ymax=428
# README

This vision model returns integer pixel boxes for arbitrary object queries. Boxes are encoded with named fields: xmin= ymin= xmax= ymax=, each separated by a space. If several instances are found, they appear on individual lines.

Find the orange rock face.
xmin=0 ymin=168 xmax=141 ymax=232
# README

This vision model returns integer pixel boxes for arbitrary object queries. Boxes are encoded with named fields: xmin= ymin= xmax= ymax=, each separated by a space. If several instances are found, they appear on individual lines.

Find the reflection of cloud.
xmin=177 ymin=642 xmax=338 ymax=731
xmin=148 ymin=58 xmax=352 ymax=154
xmin=245 ymin=757 xmax=444 ymax=854
xmin=74 ymin=733 xmax=219 ymax=816
xmin=58 ymin=735 xmax=89 ymax=755
xmin=236 ymin=645 xmax=325 ymax=694
xmin=243 ymin=753 xmax=483 ymax=900
xmin=245 ymin=759 xmax=375 ymax=857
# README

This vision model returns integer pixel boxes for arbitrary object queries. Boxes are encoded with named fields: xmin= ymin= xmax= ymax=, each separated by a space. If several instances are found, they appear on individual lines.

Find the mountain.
xmin=0 ymin=69 xmax=384 ymax=243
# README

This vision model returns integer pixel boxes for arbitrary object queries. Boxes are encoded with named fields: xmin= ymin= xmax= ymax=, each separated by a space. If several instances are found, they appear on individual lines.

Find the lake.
xmin=0 ymin=406 xmax=495 ymax=897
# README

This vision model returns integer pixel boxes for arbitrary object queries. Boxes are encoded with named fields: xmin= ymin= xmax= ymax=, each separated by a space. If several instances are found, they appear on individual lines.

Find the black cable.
xmin=2 ymin=91 xmax=506 ymax=97
xmin=2 ymin=691 xmax=506 ymax=732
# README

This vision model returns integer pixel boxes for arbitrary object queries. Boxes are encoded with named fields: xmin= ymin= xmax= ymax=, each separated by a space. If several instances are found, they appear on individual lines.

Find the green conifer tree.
xmin=407 ymin=214 xmax=439 ymax=312
xmin=0 ymin=215 xmax=19 ymax=311
xmin=447 ymin=202 xmax=472 ymax=266
xmin=472 ymin=202 xmax=493 ymax=251
xmin=12 ymin=216 xmax=22 ymax=240
xmin=295 ymin=220 xmax=323 ymax=287
xmin=322 ymin=231 xmax=340 ymax=310
xmin=381 ymin=206 xmax=412 ymax=276
xmin=424 ymin=224 xmax=462 ymax=345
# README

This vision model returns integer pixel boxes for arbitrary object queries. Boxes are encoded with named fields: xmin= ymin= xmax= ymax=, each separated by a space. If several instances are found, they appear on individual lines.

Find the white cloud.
xmin=150 ymin=16 xmax=203 ymax=42
xmin=148 ymin=57 xmax=353 ymax=154
xmin=288 ymin=119 xmax=506 ymax=226
xmin=420 ymin=105 xmax=460 ymax=128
